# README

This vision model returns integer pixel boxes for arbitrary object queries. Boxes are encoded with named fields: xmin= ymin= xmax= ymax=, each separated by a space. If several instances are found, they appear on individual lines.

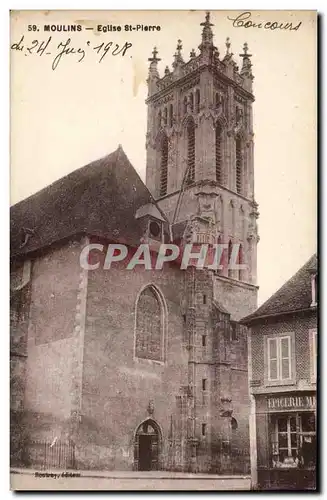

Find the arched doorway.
xmin=134 ymin=419 xmax=161 ymax=471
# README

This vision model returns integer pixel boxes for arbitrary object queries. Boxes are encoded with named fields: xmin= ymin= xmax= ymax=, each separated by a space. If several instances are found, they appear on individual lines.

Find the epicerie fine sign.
xmin=268 ymin=395 xmax=316 ymax=411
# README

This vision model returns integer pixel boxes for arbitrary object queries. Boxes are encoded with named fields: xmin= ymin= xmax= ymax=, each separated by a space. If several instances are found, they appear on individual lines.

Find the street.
xmin=10 ymin=469 xmax=251 ymax=491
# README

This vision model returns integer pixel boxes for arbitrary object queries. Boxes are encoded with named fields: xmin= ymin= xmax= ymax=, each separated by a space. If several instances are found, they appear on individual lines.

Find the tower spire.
xmin=199 ymin=11 xmax=215 ymax=52
xmin=239 ymin=42 xmax=254 ymax=92
xmin=147 ymin=46 xmax=161 ymax=95
xmin=239 ymin=42 xmax=252 ymax=74
xmin=172 ymin=39 xmax=184 ymax=69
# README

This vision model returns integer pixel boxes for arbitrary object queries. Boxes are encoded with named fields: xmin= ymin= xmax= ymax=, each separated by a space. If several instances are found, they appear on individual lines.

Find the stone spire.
xmin=239 ymin=42 xmax=252 ymax=75
xmin=239 ymin=42 xmax=254 ymax=92
xmin=172 ymin=39 xmax=184 ymax=69
xmin=147 ymin=46 xmax=161 ymax=95
xmin=198 ymin=11 xmax=216 ymax=53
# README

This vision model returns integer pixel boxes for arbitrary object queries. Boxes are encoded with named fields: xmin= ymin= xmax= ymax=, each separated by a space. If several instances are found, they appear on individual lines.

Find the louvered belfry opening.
xmin=236 ymin=136 xmax=242 ymax=194
xmin=186 ymin=120 xmax=195 ymax=184
xmin=216 ymin=123 xmax=222 ymax=184
xmin=195 ymin=89 xmax=200 ymax=113
xmin=228 ymin=239 xmax=233 ymax=278
xmin=159 ymin=135 xmax=168 ymax=197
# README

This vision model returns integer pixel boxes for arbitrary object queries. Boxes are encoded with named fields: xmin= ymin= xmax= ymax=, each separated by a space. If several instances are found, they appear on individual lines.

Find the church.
xmin=10 ymin=12 xmax=259 ymax=473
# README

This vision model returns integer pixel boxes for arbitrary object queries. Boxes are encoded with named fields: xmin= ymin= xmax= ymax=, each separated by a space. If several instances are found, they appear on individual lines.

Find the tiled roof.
xmin=242 ymin=253 xmax=317 ymax=323
xmin=11 ymin=147 xmax=168 ymax=258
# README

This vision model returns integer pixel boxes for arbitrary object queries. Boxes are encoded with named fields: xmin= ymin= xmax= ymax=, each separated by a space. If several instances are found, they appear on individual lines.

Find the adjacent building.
xmin=242 ymin=254 xmax=317 ymax=490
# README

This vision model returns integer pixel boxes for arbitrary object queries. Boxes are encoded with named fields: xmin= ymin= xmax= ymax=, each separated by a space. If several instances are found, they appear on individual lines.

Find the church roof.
xmin=242 ymin=254 xmax=317 ymax=324
xmin=11 ymin=147 xmax=168 ymax=258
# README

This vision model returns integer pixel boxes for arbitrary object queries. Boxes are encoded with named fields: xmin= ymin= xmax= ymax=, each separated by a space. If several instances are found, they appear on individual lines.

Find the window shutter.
xmin=268 ymin=337 xmax=278 ymax=380
xmin=280 ymin=336 xmax=291 ymax=380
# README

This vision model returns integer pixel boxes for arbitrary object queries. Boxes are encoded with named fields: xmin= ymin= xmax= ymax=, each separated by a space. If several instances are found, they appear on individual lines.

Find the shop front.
xmin=255 ymin=392 xmax=316 ymax=490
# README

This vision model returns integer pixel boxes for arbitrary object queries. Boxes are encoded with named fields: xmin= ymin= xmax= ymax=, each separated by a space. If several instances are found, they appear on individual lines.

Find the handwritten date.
xmin=11 ymin=36 xmax=133 ymax=70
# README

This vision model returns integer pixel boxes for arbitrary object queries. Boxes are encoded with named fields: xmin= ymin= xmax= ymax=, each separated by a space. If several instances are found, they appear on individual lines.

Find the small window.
xmin=182 ymin=314 xmax=186 ymax=324
xmin=230 ymin=322 xmax=238 ymax=341
xmin=231 ymin=417 xmax=238 ymax=431
xmin=202 ymin=423 xmax=206 ymax=436
xmin=202 ymin=378 xmax=207 ymax=391
xmin=267 ymin=335 xmax=292 ymax=382
xmin=202 ymin=335 xmax=207 ymax=347
xmin=203 ymin=294 xmax=207 ymax=305
xmin=149 ymin=221 xmax=161 ymax=238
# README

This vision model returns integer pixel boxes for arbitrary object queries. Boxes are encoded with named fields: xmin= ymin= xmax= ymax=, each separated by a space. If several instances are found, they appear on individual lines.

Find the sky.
xmin=10 ymin=10 xmax=317 ymax=305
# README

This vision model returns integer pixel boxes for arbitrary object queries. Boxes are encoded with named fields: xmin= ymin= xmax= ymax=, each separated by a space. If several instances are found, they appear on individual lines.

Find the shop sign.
xmin=268 ymin=394 xmax=316 ymax=411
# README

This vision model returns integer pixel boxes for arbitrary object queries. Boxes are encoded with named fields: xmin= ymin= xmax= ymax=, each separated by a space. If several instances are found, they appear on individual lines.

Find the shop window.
xmin=309 ymin=329 xmax=317 ymax=383
xmin=266 ymin=335 xmax=294 ymax=383
xmin=270 ymin=413 xmax=316 ymax=469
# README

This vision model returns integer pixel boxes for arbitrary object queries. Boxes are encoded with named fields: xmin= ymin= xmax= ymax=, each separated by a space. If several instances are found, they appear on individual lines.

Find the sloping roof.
xmin=242 ymin=254 xmax=317 ymax=324
xmin=11 ymin=147 xmax=168 ymax=258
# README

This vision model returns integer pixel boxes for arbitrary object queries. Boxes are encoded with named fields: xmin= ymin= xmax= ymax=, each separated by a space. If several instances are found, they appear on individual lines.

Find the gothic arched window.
xmin=159 ymin=134 xmax=168 ymax=197
xmin=189 ymin=93 xmax=194 ymax=113
xmin=183 ymin=96 xmax=188 ymax=114
xmin=236 ymin=136 xmax=243 ymax=194
xmin=238 ymin=243 xmax=243 ymax=281
xmin=195 ymin=89 xmax=200 ymax=113
xmin=135 ymin=286 xmax=166 ymax=362
xmin=216 ymin=123 xmax=223 ymax=184
xmin=163 ymin=107 xmax=168 ymax=126
xmin=186 ymin=120 xmax=195 ymax=184
xmin=228 ymin=239 xmax=233 ymax=278
xmin=217 ymin=234 xmax=223 ymax=275
xmin=169 ymin=104 xmax=173 ymax=127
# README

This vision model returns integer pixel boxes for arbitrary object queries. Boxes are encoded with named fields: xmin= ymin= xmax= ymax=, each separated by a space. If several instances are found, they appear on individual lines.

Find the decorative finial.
xmin=240 ymin=42 xmax=252 ymax=59
xmin=239 ymin=42 xmax=253 ymax=76
xmin=173 ymin=39 xmax=184 ymax=69
xmin=226 ymin=37 xmax=231 ymax=55
xmin=147 ymin=400 xmax=154 ymax=416
xmin=177 ymin=39 xmax=183 ymax=56
xmin=148 ymin=46 xmax=160 ymax=63
xmin=164 ymin=65 xmax=170 ymax=76
xmin=199 ymin=11 xmax=215 ymax=53
xmin=190 ymin=48 xmax=196 ymax=58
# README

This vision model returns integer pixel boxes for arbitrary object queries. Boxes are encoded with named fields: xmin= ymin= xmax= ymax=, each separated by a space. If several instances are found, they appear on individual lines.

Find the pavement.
xmin=10 ymin=468 xmax=252 ymax=491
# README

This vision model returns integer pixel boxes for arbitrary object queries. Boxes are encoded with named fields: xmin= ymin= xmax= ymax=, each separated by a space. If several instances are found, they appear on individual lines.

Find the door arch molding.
xmin=133 ymin=418 xmax=163 ymax=471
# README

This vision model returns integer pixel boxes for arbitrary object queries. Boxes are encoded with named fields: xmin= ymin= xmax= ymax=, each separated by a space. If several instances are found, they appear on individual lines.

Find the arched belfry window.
xmin=215 ymin=123 xmax=223 ymax=184
xmin=158 ymin=110 xmax=162 ymax=129
xmin=135 ymin=285 xmax=166 ymax=362
xmin=186 ymin=120 xmax=195 ymax=184
xmin=236 ymin=136 xmax=243 ymax=195
xmin=228 ymin=240 xmax=233 ymax=278
xmin=163 ymin=107 xmax=168 ymax=126
xmin=159 ymin=134 xmax=168 ymax=197
xmin=183 ymin=96 xmax=188 ymax=114
xmin=169 ymin=104 xmax=173 ymax=127
xmin=238 ymin=243 xmax=243 ymax=281
xmin=195 ymin=89 xmax=200 ymax=113
xmin=189 ymin=93 xmax=194 ymax=113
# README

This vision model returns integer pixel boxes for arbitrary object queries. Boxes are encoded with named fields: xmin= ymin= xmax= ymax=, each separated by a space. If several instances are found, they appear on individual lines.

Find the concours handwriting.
xmin=227 ymin=11 xmax=302 ymax=31
xmin=11 ymin=36 xmax=133 ymax=70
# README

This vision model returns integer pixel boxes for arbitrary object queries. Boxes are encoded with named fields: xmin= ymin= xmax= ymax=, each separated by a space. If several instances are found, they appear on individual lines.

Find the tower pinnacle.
xmin=172 ymin=39 xmax=184 ymax=69
xmin=199 ymin=11 xmax=215 ymax=52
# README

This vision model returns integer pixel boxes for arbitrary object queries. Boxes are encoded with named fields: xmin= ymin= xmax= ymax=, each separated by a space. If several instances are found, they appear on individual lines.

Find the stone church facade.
xmin=10 ymin=13 xmax=259 ymax=473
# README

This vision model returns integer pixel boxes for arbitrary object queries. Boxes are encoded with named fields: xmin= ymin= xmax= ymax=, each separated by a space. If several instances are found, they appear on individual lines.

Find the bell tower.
xmin=145 ymin=12 xmax=259 ymax=290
